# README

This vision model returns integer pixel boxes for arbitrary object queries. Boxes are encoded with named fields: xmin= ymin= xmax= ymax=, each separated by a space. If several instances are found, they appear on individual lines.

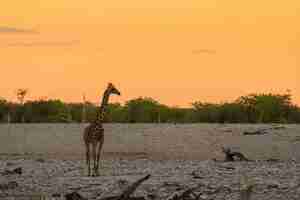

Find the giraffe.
xmin=83 ymin=83 xmax=121 ymax=176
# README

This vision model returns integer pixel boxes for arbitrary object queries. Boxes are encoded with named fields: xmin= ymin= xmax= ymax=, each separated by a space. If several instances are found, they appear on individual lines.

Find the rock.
xmin=13 ymin=167 xmax=22 ymax=175
xmin=1 ymin=167 xmax=22 ymax=175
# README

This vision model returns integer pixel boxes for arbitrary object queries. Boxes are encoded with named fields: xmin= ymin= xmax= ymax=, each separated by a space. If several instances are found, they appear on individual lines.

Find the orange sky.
xmin=1 ymin=0 xmax=299 ymax=107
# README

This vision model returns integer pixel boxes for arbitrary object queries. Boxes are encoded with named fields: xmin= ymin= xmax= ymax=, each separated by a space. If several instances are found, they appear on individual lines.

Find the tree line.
xmin=0 ymin=91 xmax=299 ymax=123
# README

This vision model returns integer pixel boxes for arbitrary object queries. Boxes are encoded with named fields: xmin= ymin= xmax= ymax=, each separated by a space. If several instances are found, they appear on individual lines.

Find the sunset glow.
xmin=1 ymin=0 xmax=299 ymax=106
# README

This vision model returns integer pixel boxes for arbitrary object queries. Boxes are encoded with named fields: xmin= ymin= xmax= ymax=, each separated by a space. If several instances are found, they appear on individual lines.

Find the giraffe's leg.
xmin=85 ymin=142 xmax=91 ymax=176
xmin=95 ymin=137 xmax=104 ymax=176
xmin=92 ymin=142 xmax=97 ymax=177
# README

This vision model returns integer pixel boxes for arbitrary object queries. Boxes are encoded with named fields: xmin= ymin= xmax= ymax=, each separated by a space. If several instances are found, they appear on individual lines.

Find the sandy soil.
xmin=1 ymin=123 xmax=300 ymax=160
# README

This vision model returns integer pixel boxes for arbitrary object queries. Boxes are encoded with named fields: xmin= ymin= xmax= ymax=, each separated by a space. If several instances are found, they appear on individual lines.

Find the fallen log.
xmin=222 ymin=147 xmax=251 ymax=162
xmin=265 ymin=158 xmax=280 ymax=162
xmin=167 ymin=189 xmax=195 ymax=200
xmin=243 ymin=130 xmax=268 ymax=135
xmin=272 ymin=125 xmax=285 ymax=130
xmin=65 ymin=175 xmax=150 ymax=200
xmin=167 ymin=184 xmax=205 ymax=200
xmin=243 ymin=125 xmax=285 ymax=136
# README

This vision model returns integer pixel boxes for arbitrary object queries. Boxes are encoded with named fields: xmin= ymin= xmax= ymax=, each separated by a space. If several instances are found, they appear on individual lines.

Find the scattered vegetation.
xmin=0 ymin=91 xmax=299 ymax=123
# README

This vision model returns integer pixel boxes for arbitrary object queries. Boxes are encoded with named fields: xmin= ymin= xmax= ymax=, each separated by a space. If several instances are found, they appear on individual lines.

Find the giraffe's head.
xmin=107 ymin=83 xmax=121 ymax=95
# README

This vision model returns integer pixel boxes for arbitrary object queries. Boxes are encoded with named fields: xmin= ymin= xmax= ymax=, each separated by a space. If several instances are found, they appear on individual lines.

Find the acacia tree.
xmin=125 ymin=97 xmax=163 ymax=123
xmin=253 ymin=92 xmax=292 ymax=123
xmin=235 ymin=94 xmax=257 ymax=123
xmin=235 ymin=92 xmax=293 ymax=123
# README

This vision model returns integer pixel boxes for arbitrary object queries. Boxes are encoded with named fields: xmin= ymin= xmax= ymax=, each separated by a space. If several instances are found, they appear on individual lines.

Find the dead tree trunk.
xmin=117 ymin=174 xmax=151 ymax=200
xmin=101 ymin=174 xmax=151 ymax=200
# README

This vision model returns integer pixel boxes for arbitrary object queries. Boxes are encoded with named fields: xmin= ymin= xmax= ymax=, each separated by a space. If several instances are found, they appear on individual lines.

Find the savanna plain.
xmin=0 ymin=123 xmax=300 ymax=200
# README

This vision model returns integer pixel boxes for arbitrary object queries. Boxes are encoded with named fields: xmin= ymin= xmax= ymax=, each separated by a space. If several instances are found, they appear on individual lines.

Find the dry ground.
xmin=0 ymin=123 xmax=300 ymax=200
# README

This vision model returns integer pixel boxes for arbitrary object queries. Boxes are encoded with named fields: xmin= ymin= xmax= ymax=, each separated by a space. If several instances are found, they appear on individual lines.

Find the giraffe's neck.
xmin=96 ymin=90 xmax=110 ymax=123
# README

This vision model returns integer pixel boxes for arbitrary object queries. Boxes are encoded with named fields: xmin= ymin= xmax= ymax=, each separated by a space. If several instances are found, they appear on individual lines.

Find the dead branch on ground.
xmin=222 ymin=147 xmax=251 ymax=162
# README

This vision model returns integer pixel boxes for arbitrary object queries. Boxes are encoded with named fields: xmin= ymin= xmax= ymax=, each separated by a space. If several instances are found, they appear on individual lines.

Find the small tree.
xmin=16 ymin=88 xmax=28 ymax=122
xmin=16 ymin=89 xmax=28 ymax=104
xmin=0 ymin=98 xmax=9 ymax=123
